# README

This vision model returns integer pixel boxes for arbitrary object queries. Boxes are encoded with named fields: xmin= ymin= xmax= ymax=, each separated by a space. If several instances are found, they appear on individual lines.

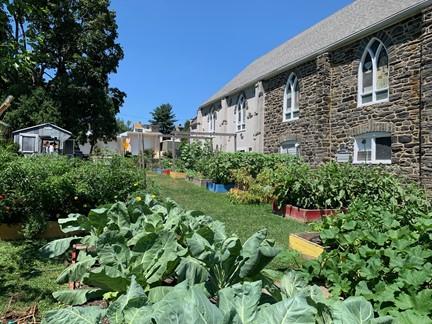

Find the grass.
xmin=0 ymin=240 xmax=64 ymax=318
xmin=149 ymin=173 xmax=309 ymax=271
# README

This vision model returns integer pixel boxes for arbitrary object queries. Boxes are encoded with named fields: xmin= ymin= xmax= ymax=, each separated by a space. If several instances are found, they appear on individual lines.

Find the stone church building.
xmin=193 ymin=0 xmax=432 ymax=187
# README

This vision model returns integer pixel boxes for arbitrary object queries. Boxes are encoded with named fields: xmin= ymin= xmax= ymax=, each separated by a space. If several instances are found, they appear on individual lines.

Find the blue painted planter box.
xmin=153 ymin=168 xmax=162 ymax=174
xmin=206 ymin=182 xmax=214 ymax=191
xmin=207 ymin=182 xmax=234 ymax=193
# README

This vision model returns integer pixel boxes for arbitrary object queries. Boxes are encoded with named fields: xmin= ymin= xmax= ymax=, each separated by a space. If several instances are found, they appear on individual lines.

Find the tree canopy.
xmin=149 ymin=103 xmax=177 ymax=135
xmin=0 ymin=0 xmax=125 ymax=147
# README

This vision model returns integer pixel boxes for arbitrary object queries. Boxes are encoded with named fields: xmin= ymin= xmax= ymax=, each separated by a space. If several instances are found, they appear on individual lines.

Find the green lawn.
xmin=0 ymin=240 xmax=64 ymax=318
xmin=149 ymin=173 xmax=309 ymax=271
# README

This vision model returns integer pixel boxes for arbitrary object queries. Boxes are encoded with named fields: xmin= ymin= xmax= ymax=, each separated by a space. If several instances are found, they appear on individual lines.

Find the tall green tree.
xmin=0 ymin=0 xmax=125 ymax=150
xmin=149 ymin=103 xmax=177 ymax=135
xmin=116 ymin=118 xmax=132 ymax=133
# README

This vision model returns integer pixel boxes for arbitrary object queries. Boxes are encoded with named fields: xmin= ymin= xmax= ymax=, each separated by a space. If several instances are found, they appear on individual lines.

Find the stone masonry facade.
xmin=263 ymin=8 xmax=432 ymax=188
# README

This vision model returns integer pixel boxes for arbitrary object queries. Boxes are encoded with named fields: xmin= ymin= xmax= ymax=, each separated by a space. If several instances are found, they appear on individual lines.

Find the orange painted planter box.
xmin=170 ymin=172 xmax=187 ymax=179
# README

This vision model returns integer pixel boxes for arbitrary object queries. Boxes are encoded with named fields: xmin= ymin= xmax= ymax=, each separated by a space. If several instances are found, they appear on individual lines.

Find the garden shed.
xmin=12 ymin=123 xmax=75 ymax=155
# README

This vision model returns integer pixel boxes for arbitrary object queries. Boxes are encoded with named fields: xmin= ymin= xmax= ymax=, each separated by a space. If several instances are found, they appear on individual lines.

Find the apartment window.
xmin=353 ymin=132 xmax=391 ymax=164
xmin=20 ymin=134 xmax=38 ymax=153
xmin=236 ymin=95 xmax=246 ymax=131
xmin=280 ymin=140 xmax=299 ymax=156
xmin=207 ymin=109 xmax=217 ymax=132
xmin=358 ymin=38 xmax=389 ymax=106
xmin=283 ymin=73 xmax=299 ymax=122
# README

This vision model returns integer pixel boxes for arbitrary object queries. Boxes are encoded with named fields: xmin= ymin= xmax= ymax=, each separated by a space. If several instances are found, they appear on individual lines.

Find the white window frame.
xmin=358 ymin=38 xmax=389 ymax=107
xmin=353 ymin=132 xmax=391 ymax=164
xmin=280 ymin=140 xmax=299 ymax=156
xmin=236 ymin=95 xmax=246 ymax=132
xmin=283 ymin=73 xmax=300 ymax=122
xmin=19 ymin=134 xmax=38 ymax=153
xmin=207 ymin=109 xmax=217 ymax=132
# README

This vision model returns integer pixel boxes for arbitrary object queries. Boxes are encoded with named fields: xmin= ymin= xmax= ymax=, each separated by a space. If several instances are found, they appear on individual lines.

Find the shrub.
xmin=179 ymin=141 xmax=212 ymax=171
xmin=228 ymin=168 xmax=276 ymax=204
xmin=0 ymin=152 xmax=146 ymax=237
xmin=271 ymin=161 xmax=426 ymax=210
xmin=205 ymin=152 xmax=298 ymax=184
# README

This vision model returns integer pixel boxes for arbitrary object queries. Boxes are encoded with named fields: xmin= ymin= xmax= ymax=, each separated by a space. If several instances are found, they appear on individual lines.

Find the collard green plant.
xmin=42 ymin=272 xmax=391 ymax=324
xmin=40 ymin=194 xmax=279 ymax=306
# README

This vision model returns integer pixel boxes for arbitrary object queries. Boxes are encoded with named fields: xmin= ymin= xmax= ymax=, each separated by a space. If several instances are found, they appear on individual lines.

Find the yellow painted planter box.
xmin=0 ymin=221 xmax=65 ymax=241
xmin=289 ymin=233 xmax=324 ymax=259
xmin=170 ymin=172 xmax=187 ymax=179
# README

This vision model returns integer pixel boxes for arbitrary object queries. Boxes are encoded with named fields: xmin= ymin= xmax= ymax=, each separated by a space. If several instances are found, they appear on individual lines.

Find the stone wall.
xmin=421 ymin=6 xmax=432 ymax=189
xmin=263 ymin=54 xmax=331 ymax=165
xmin=263 ymin=10 xmax=432 ymax=186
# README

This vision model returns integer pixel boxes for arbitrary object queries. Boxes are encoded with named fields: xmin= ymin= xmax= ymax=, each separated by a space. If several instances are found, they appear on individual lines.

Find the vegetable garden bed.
xmin=169 ymin=171 xmax=187 ymax=179
xmin=0 ymin=221 xmax=70 ymax=241
xmin=206 ymin=182 xmax=235 ymax=193
xmin=186 ymin=176 xmax=210 ymax=188
xmin=288 ymin=232 xmax=324 ymax=259
xmin=272 ymin=202 xmax=339 ymax=223
xmin=39 ymin=194 xmax=388 ymax=323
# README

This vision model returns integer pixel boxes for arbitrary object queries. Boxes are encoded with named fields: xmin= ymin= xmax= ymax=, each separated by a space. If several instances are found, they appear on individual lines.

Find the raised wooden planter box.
xmin=152 ymin=168 xmax=162 ymax=174
xmin=0 ymin=221 xmax=65 ymax=241
xmin=272 ymin=201 xmax=339 ymax=223
xmin=192 ymin=177 xmax=210 ymax=188
xmin=170 ymin=171 xmax=187 ymax=179
xmin=289 ymin=232 xmax=324 ymax=259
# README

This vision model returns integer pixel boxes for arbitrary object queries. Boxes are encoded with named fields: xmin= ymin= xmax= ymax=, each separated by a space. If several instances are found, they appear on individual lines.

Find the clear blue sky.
xmin=110 ymin=0 xmax=352 ymax=126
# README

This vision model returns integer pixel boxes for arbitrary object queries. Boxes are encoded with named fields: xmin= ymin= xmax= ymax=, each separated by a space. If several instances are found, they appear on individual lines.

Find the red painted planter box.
xmin=272 ymin=201 xmax=293 ymax=216
xmin=162 ymin=169 xmax=171 ymax=175
xmin=272 ymin=201 xmax=340 ymax=223
xmin=289 ymin=206 xmax=338 ymax=223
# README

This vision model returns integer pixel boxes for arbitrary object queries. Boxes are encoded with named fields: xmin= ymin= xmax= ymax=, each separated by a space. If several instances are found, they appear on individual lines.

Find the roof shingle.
xmin=201 ymin=0 xmax=430 ymax=107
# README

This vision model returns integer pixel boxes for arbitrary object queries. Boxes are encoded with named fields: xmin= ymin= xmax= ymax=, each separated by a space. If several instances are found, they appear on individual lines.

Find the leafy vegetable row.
xmin=40 ymin=193 xmax=390 ymax=323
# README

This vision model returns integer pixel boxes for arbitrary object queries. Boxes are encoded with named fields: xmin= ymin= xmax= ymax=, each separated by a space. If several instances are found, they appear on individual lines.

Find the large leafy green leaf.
xmin=147 ymin=286 xmax=174 ymax=303
xmin=88 ymin=208 xmax=109 ymax=234
xmin=106 ymin=275 xmax=148 ymax=324
xmin=255 ymin=296 xmax=317 ymax=324
xmin=42 ymin=306 xmax=106 ymax=324
xmin=52 ymin=289 xmax=104 ymax=306
xmin=176 ymin=256 xmax=209 ymax=285
xmin=98 ymin=243 xmax=131 ymax=273
xmin=218 ymin=281 xmax=262 ymax=324
xmin=153 ymin=285 xmax=223 ymax=324
xmin=56 ymin=254 xmax=96 ymax=284
xmin=84 ymin=267 xmax=130 ymax=293
xmin=394 ymin=290 xmax=432 ymax=315
xmin=39 ymin=236 xmax=81 ymax=258
xmin=332 ymin=297 xmax=376 ymax=324
xmin=107 ymin=202 xmax=131 ymax=233
xmin=58 ymin=214 xmax=85 ymax=233
xmin=131 ymin=231 xmax=185 ymax=284
xmin=280 ymin=271 xmax=308 ymax=299
xmin=239 ymin=229 xmax=280 ymax=278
